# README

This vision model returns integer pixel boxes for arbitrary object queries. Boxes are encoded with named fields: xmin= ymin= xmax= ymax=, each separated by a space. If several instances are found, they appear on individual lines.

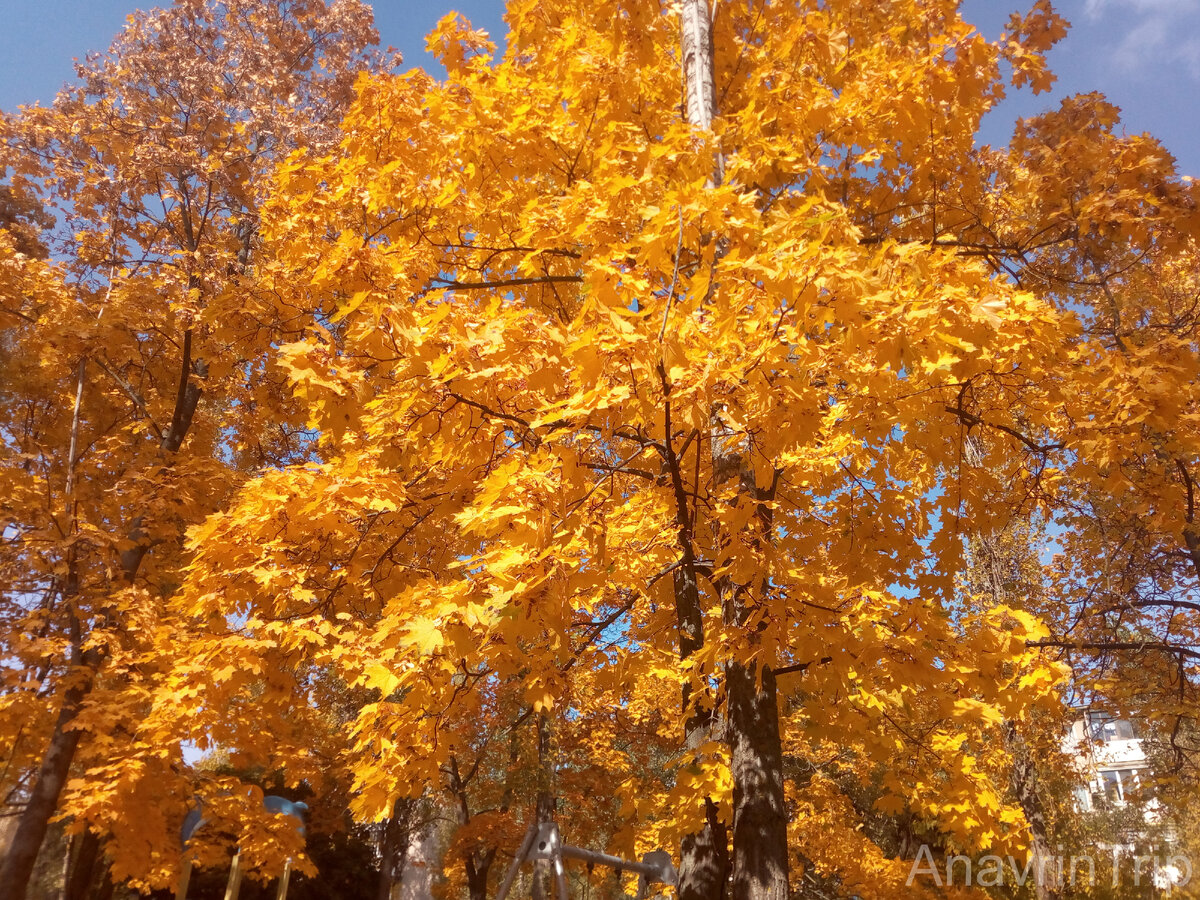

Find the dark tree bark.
xmin=376 ymin=798 xmax=414 ymax=900
xmin=711 ymin=405 xmax=790 ymax=900
xmin=448 ymin=751 xmax=501 ymax=900
xmin=465 ymin=847 xmax=496 ymax=900
xmin=93 ymin=871 xmax=116 ymax=900
xmin=661 ymin=389 xmax=730 ymax=900
xmin=64 ymin=827 xmax=102 ymax=900
xmin=678 ymin=796 xmax=730 ymax=900
xmin=726 ymin=662 xmax=789 ymax=900
xmin=0 ymin=627 xmax=100 ymax=900
xmin=1006 ymin=722 xmax=1057 ymax=900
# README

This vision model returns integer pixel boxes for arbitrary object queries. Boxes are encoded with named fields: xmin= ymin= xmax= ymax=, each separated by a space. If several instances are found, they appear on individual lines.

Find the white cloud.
xmin=1085 ymin=0 xmax=1198 ymax=17
xmin=1080 ymin=0 xmax=1200 ymax=79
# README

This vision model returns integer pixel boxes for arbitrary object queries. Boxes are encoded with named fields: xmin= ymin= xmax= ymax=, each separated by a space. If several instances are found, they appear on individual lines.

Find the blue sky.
xmin=0 ymin=0 xmax=1197 ymax=175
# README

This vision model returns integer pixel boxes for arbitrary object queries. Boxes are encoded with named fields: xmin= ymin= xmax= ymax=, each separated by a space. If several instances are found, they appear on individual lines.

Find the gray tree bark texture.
xmin=680 ymin=0 xmax=723 ymax=184
xmin=711 ymin=416 xmax=790 ymax=900
xmin=679 ymin=3 xmax=790 ymax=899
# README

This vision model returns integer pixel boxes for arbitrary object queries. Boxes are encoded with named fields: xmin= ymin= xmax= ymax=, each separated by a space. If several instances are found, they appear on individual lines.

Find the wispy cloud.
xmin=1085 ymin=0 xmax=1198 ymax=16
xmin=1081 ymin=0 xmax=1200 ymax=79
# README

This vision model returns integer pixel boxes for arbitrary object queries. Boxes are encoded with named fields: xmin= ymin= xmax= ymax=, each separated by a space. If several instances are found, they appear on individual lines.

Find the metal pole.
xmin=495 ymin=824 xmax=537 ymax=900
xmin=175 ymin=859 xmax=193 ymax=900
xmin=558 ymin=845 xmax=661 ymax=880
xmin=223 ymin=851 xmax=243 ymax=900
xmin=552 ymin=849 xmax=569 ymax=900
xmin=496 ymin=822 xmax=676 ymax=900
xmin=275 ymin=858 xmax=292 ymax=900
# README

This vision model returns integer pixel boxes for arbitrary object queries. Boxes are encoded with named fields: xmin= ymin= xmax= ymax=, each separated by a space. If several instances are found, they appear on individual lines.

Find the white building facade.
xmin=1065 ymin=711 xmax=1159 ymax=816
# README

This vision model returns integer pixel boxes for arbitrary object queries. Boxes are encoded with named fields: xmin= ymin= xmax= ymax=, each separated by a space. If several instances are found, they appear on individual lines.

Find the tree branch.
xmin=432 ymin=275 xmax=582 ymax=291
xmin=944 ymin=405 xmax=1063 ymax=454
xmin=93 ymin=357 xmax=165 ymax=442
xmin=1029 ymin=639 xmax=1200 ymax=662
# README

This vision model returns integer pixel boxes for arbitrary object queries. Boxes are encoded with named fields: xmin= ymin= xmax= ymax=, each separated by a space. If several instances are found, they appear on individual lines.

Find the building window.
xmin=1073 ymin=785 xmax=1093 ymax=812
xmin=1088 ymin=712 xmax=1137 ymax=743
xmin=1098 ymin=768 xmax=1144 ymax=805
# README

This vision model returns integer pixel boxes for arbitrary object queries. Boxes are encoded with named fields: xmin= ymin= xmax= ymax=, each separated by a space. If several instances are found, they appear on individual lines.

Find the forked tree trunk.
xmin=679 ymin=3 xmax=790 ymax=896
xmin=465 ymin=850 xmax=494 ymax=900
xmin=448 ymin=752 xmax=498 ymax=900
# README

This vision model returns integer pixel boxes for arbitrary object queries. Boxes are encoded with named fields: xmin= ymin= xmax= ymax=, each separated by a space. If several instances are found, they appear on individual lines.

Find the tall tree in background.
xmin=0 ymin=3 xmax=392 ymax=896
xmin=6 ymin=0 xmax=1200 ymax=897
xmin=951 ymin=86 xmax=1200 ymax=798
xmin=164 ymin=1 xmax=1078 ymax=897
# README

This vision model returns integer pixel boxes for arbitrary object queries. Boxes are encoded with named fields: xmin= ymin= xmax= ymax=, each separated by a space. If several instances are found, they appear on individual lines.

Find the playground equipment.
xmin=175 ymin=795 xmax=307 ymax=900
xmin=495 ymin=822 xmax=678 ymax=900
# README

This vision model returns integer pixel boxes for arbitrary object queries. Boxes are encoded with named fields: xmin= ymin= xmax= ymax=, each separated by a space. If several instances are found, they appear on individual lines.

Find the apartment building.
xmin=1065 ymin=710 xmax=1159 ymax=816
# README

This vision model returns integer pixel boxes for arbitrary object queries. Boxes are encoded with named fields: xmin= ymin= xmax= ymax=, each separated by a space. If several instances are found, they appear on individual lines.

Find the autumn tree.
xmin=12 ymin=0 xmax=1199 ymax=897
xmin=0 ymin=2 xmax=392 ymax=896
xmin=0 ymin=149 xmax=52 ymax=259
xmin=949 ymin=87 xmax=1200 ymax=808
xmin=157 ymin=1 xmax=1093 ymax=898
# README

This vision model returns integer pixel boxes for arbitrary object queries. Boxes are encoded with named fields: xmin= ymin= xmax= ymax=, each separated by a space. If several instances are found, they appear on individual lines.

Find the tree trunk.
xmin=64 ymin=827 xmax=102 ymax=900
xmin=530 ymin=713 xmax=555 ymax=900
xmin=0 ymin=643 xmax=98 ymax=900
xmin=465 ymin=850 xmax=494 ymax=900
xmin=663 ymin=403 xmax=729 ymax=900
xmin=678 ymin=795 xmax=729 ymax=900
xmin=672 ymin=4 xmax=735 ymax=898
xmin=710 ymin=410 xmax=790 ymax=900
xmin=93 ymin=872 xmax=115 ymax=900
xmin=1 ymin=319 xmax=203 ymax=900
xmin=680 ymin=0 xmax=722 ymax=183
xmin=726 ymin=662 xmax=789 ymax=900
xmin=673 ymin=545 xmax=730 ymax=900
xmin=1006 ymin=722 xmax=1056 ymax=900
xmin=377 ymin=799 xmax=413 ymax=900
